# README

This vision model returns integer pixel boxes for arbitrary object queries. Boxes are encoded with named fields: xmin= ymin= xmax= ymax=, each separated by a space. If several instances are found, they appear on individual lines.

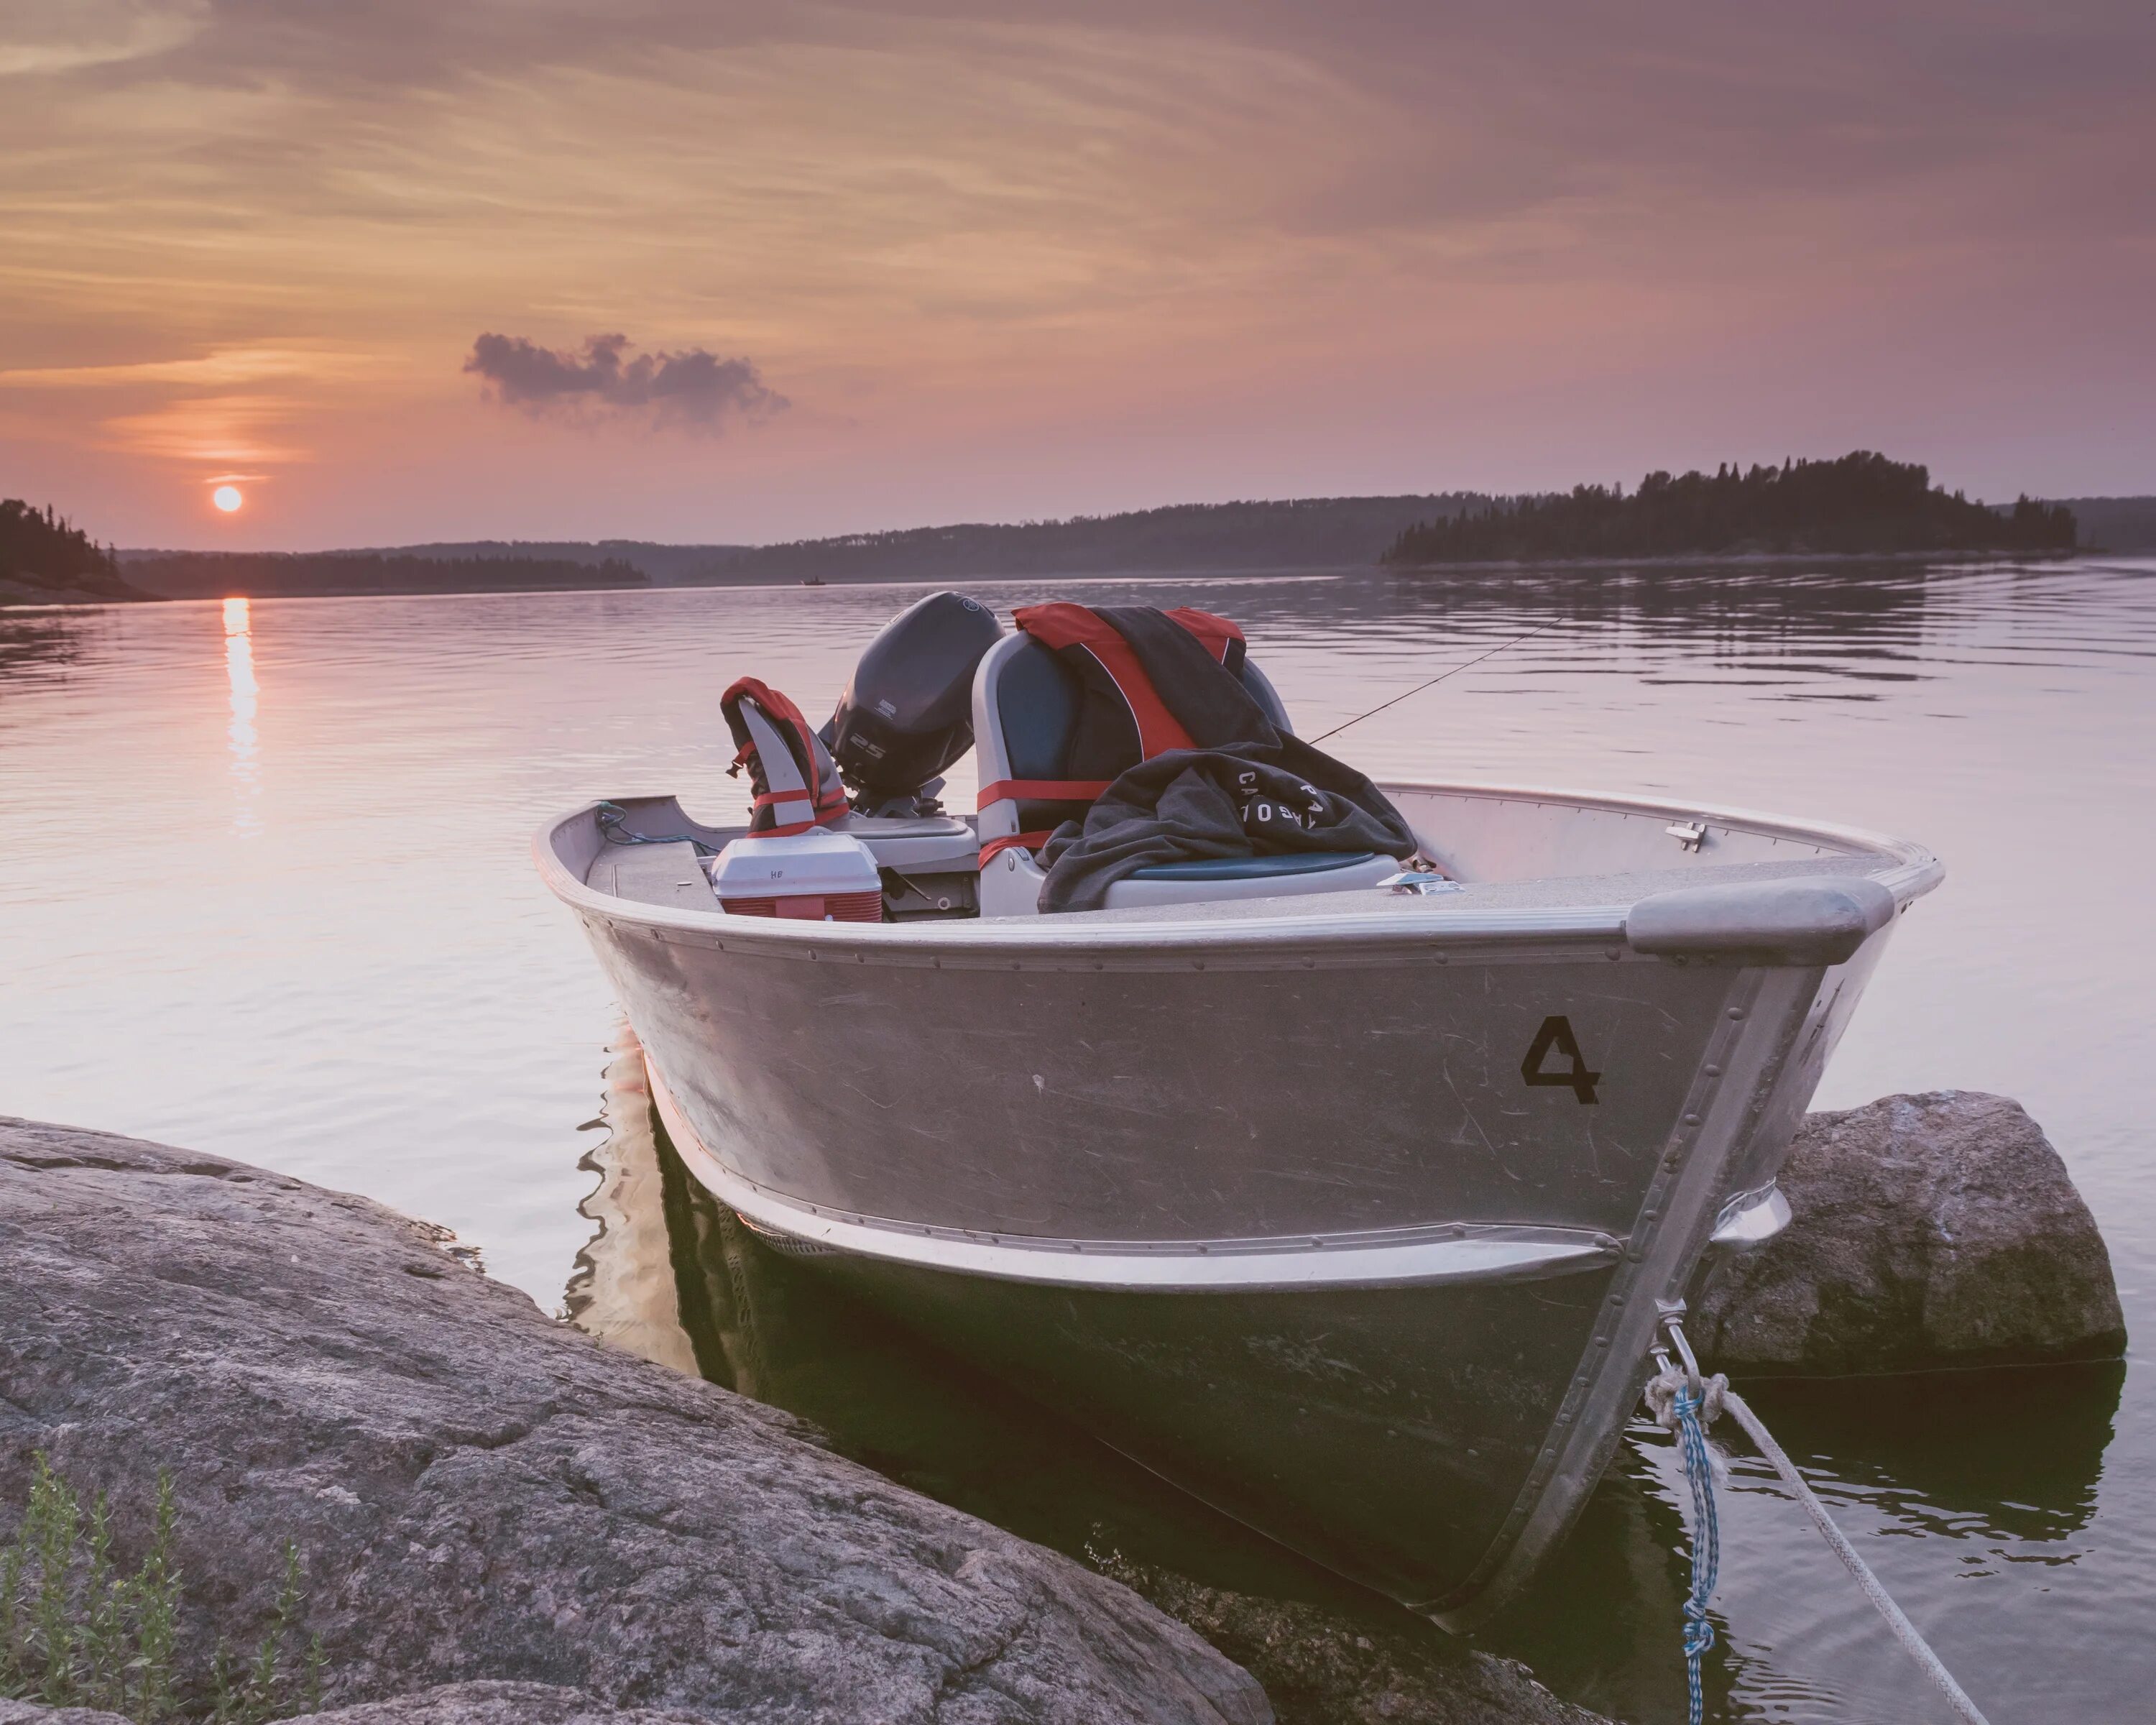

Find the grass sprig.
xmin=0 ymin=1454 xmax=316 ymax=1723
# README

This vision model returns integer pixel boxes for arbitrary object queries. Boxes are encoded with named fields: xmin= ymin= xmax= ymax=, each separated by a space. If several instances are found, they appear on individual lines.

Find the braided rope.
xmin=1649 ymin=1365 xmax=1726 ymax=1725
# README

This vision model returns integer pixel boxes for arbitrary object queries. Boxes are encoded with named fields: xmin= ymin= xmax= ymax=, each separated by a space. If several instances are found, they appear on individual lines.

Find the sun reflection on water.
xmin=223 ymin=596 xmax=259 ymax=832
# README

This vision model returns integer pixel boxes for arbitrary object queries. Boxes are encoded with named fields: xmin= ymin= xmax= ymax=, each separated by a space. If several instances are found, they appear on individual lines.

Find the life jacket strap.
xmin=976 ymin=778 xmax=1113 ymax=806
xmin=977 ymin=830 xmax=1054 ymax=865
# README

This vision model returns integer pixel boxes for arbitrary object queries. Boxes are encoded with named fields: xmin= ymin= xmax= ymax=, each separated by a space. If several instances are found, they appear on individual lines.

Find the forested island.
xmin=355 ymin=475 xmax=2122 ymax=586
xmin=1382 ymin=453 xmax=2078 ymax=566
xmin=124 ymin=550 xmax=648 ymax=599
xmin=0 ymin=498 xmax=151 ymax=604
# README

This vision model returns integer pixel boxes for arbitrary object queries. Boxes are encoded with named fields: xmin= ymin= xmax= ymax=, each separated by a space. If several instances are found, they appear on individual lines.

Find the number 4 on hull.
xmin=1522 ymin=1015 xmax=1601 ymax=1104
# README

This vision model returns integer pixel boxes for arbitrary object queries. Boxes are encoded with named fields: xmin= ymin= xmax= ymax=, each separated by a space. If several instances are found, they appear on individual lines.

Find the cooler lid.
xmin=709 ymin=828 xmax=882 ymax=898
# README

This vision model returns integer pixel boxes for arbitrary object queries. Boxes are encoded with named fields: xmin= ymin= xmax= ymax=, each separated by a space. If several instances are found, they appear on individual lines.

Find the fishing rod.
xmin=1309 ymin=618 xmax=1560 ymax=745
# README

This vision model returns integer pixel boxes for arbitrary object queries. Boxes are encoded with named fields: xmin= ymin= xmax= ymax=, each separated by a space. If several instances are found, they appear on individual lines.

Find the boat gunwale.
xmin=536 ymin=777 xmax=1944 ymax=957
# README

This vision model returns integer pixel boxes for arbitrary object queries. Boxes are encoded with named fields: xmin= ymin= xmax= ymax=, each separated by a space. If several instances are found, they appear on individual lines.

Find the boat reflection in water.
xmin=566 ymin=1021 xmax=2121 ymax=1724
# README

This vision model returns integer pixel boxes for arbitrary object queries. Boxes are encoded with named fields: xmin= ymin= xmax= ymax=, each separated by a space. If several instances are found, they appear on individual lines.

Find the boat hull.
xmin=540 ymin=783 xmax=1933 ymax=1622
xmin=806 ymin=1242 xmax=1620 ymax=1609
xmin=625 ymin=928 xmax=1886 ymax=1623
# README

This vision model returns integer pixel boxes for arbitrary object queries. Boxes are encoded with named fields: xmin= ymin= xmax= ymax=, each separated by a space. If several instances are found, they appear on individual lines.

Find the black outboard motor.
xmin=824 ymin=591 xmax=1003 ymax=815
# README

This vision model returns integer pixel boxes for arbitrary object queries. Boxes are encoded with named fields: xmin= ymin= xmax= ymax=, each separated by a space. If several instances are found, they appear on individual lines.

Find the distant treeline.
xmin=342 ymin=539 xmax=742 ymax=585
xmin=1 ymin=498 xmax=149 ymax=603
xmin=1382 ymin=454 xmax=2078 ymax=566
xmin=694 ymin=495 xmax=1490 ymax=584
xmin=86 ymin=469 xmax=2134 ymax=607
xmin=124 ymin=551 xmax=649 ymax=599
xmin=2061 ymin=496 xmax=2156 ymax=553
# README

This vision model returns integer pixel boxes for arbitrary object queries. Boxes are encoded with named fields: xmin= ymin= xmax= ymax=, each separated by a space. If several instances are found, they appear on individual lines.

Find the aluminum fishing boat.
xmin=535 ymin=600 xmax=1940 ymax=1626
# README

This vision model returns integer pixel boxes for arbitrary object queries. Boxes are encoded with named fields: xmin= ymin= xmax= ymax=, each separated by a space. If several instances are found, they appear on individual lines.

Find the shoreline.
xmin=11 ymin=565 xmax=1373 ymax=611
xmin=9 ymin=548 xmax=2122 ymax=612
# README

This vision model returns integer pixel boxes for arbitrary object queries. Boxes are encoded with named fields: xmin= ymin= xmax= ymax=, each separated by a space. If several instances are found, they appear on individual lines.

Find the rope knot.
xmin=1645 ymin=1366 xmax=1728 ymax=1431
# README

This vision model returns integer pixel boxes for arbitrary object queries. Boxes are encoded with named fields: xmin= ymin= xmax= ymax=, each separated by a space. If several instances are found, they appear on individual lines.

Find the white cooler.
xmin=708 ymin=829 xmax=884 ymax=922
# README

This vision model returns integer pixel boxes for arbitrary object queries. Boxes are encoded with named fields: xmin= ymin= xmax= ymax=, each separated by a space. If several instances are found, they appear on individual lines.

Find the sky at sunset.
xmin=3 ymin=1 xmax=2152 ymax=550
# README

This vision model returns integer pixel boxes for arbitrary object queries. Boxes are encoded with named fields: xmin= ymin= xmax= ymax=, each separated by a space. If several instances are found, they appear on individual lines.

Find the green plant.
xmin=0 ymin=1454 xmax=313 ymax=1724
xmin=29 ymin=1452 xmax=81 ymax=1699
xmin=213 ymin=1542 xmax=308 ymax=1725
xmin=133 ymin=1474 xmax=183 ymax=1722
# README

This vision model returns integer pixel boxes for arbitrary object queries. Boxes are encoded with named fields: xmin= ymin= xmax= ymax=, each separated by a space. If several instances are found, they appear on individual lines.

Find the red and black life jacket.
xmin=720 ymin=677 xmax=850 ymax=835
xmin=977 ymin=604 xmax=1248 ymax=862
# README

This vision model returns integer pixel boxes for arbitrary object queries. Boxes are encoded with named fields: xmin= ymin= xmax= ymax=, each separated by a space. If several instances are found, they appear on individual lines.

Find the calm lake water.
xmin=4 ymin=561 xmax=2152 ymax=1722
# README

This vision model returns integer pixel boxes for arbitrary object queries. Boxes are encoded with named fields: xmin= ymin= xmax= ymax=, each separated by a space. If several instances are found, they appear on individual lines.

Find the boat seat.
xmin=972 ymin=631 xmax=1394 ymax=914
xmin=831 ymin=811 xmax=978 ymax=873
xmin=1135 ymin=851 xmax=1378 ymax=880
xmin=1105 ymin=847 xmax=1400 ymax=908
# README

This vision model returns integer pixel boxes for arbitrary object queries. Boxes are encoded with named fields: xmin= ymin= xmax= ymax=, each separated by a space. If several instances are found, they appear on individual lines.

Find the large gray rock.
xmin=0 ymin=1659 xmax=1604 ymax=1725
xmin=0 ymin=1704 xmax=136 ymax=1725
xmin=0 ymin=1686 xmax=694 ymax=1724
xmin=290 ymin=1685 xmax=704 ymax=1724
xmin=294 ymin=1686 xmax=706 ymax=1724
xmin=0 ymin=1118 xmax=1268 ymax=1725
xmin=1693 ymin=1091 xmax=2127 ymax=1375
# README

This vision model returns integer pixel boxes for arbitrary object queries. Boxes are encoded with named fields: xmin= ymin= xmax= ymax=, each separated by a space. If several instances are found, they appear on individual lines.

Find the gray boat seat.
xmin=970 ymin=630 xmax=1398 ymax=914
xmin=1133 ymin=851 xmax=1380 ymax=880
xmin=1107 ymin=849 xmax=1400 ymax=908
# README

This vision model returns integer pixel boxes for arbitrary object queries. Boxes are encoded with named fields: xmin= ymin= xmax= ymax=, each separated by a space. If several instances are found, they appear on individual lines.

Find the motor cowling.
xmin=824 ymin=591 xmax=1003 ymax=810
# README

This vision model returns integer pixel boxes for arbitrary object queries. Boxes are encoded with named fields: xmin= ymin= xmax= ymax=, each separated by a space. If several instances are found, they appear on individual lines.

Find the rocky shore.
xmin=0 ymin=1094 xmax=2122 ymax=1724
xmin=0 ymin=1118 xmax=1271 ymax=1724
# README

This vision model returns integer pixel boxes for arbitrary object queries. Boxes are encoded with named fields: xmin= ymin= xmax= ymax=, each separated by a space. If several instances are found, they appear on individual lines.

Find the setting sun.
xmin=211 ymin=484 xmax=244 ymax=513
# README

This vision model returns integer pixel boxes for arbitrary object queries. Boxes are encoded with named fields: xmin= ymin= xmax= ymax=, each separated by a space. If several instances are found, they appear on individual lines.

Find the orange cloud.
xmin=96 ymin=394 xmax=315 ymax=466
